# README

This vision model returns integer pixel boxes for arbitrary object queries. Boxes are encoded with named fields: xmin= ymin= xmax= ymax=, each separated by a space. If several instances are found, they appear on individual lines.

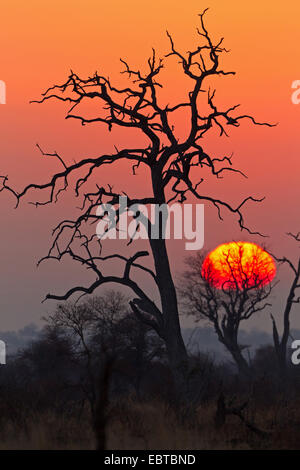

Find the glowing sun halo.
xmin=202 ymin=242 xmax=276 ymax=290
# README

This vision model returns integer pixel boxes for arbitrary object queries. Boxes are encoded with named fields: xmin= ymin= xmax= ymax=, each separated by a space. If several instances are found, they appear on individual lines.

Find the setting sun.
xmin=202 ymin=242 xmax=276 ymax=290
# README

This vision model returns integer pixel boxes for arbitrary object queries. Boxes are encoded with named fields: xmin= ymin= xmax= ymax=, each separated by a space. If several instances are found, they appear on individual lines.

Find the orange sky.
xmin=0 ymin=0 xmax=300 ymax=330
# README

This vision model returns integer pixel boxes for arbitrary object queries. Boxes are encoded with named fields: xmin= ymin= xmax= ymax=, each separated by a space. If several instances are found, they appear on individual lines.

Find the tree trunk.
xmin=149 ymin=236 xmax=189 ymax=389
xmin=149 ymin=168 xmax=189 ymax=394
xmin=229 ymin=346 xmax=252 ymax=378
xmin=216 ymin=324 xmax=251 ymax=379
xmin=93 ymin=354 xmax=113 ymax=450
xmin=271 ymin=314 xmax=288 ymax=380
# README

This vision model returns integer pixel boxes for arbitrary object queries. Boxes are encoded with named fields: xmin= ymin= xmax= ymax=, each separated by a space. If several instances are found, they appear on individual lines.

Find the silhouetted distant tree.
xmin=46 ymin=291 xmax=127 ymax=412
xmin=180 ymin=245 xmax=274 ymax=377
xmin=46 ymin=291 xmax=164 ymax=408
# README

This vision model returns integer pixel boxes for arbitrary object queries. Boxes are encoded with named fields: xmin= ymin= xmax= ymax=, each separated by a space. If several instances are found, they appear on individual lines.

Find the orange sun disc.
xmin=202 ymin=242 xmax=276 ymax=290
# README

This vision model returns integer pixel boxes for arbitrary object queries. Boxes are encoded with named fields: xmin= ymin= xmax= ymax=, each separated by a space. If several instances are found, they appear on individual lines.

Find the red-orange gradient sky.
xmin=0 ymin=0 xmax=300 ymax=330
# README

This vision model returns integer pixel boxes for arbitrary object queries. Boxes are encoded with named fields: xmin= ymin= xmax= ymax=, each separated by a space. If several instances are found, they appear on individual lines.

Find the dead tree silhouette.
xmin=0 ymin=10 xmax=274 ymax=392
xmin=271 ymin=232 xmax=300 ymax=377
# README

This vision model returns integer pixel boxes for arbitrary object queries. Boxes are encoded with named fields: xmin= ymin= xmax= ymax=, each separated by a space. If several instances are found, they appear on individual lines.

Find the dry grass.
xmin=0 ymin=397 xmax=300 ymax=450
xmin=0 ymin=412 xmax=95 ymax=450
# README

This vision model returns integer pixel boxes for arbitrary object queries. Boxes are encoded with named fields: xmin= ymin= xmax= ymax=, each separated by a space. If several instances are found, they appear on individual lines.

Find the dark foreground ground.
xmin=1 ymin=395 xmax=300 ymax=450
